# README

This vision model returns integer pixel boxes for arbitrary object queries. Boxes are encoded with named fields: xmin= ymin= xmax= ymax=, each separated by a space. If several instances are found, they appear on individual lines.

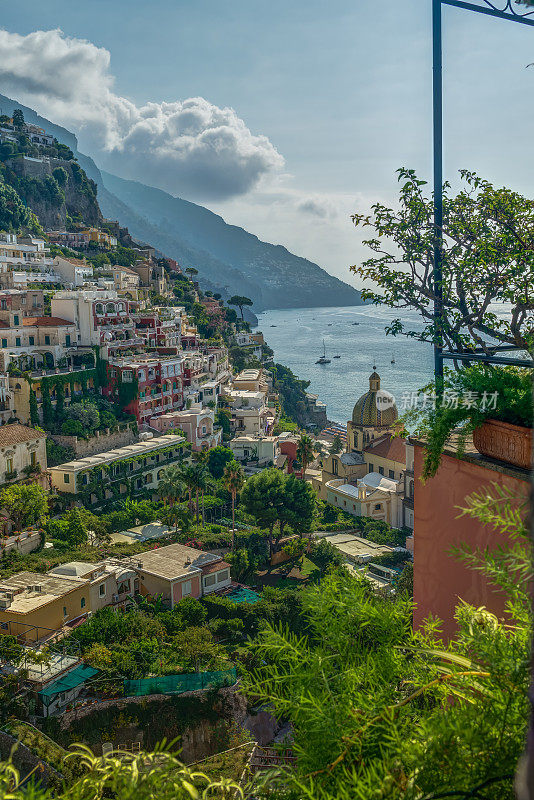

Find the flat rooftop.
xmin=127 ymin=542 xmax=220 ymax=580
xmin=314 ymin=532 xmax=396 ymax=561
xmin=235 ymin=369 xmax=261 ymax=380
xmin=0 ymin=571 xmax=87 ymax=613
xmin=49 ymin=433 xmax=185 ymax=473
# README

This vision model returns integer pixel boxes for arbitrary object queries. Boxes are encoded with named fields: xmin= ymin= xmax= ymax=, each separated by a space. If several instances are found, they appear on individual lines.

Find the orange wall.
xmin=413 ymin=444 xmax=529 ymax=640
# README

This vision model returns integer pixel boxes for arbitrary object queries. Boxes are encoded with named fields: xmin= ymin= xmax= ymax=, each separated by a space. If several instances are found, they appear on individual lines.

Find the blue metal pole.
xmin=433 ymin=0 xmax=444 ymax=386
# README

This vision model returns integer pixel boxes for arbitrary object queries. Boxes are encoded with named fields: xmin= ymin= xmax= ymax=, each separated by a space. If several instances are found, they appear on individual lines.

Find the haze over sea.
xmin=256 ymin=305 xmax=434 ymax=425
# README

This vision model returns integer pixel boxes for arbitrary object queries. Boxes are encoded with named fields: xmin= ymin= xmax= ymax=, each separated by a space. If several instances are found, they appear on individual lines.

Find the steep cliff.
xmin=0 ymin=93 xmax=363 ymax=311
xmin=3 ymin=155 xmax=102 ymax=230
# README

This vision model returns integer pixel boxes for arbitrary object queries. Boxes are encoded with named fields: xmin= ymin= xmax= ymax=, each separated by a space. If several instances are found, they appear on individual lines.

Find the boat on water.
xmin=352 ymin=322 xmax=360 ymax=326
xmin=270 ymin=324 xmax=277 ymax=327
xmin=391 ymin=352 xmax=396 ymax=364
xmin=333 ymin=355 xmax=341 ymax=359
xmin=316 ymin=340 xmax=331 ymax=364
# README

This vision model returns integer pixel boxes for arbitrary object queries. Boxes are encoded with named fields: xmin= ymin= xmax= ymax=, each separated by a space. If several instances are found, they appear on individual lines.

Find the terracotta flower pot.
xmin=472 ymin=418 xmax=532 ymax=470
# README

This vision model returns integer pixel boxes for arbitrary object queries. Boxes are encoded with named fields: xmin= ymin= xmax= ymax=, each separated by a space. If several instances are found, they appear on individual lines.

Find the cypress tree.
xmin=29 ymin=388 xmax=39 ymax=426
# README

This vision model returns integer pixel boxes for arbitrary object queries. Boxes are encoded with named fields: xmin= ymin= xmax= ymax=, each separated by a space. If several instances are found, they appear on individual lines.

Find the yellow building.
xmin=0 ymin=571 xmax=90 ymax=642
xmin=10 ymin=368 xmax=96 ymax=425
xmin=313 ymin=370 xmax=399 ymax=500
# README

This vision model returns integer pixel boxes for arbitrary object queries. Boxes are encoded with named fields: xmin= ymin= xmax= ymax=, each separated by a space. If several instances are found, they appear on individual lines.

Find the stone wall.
xmin=0 ymin=730 xmax=64 ymax=790
xmin=59 ymin=684 xmax=279 ymax=762
xmin=51 ymin=424 xmax=136 ymax=458
xmin=0 ymin=530 xmax=41 ymax=556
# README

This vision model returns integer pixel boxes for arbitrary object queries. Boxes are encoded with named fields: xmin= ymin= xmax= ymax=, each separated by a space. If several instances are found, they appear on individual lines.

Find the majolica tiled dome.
xmin=351 ymin=370 xmax=398 ymax=428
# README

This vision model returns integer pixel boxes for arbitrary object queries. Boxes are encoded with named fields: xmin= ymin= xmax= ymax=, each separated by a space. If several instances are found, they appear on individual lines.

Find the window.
xmin=63 ymin=474 xmax=70 ymax=484
xmin=63 ymin=606 xmax=67 ymax=617
xmin=374 ymin=504 xmax=382 ymax=511
xmin=15 ymin=337 xmax=20 ymax=347
xmin=21 ymin=297 xmax=26 ymax=305
xmin=106 ymin=303 xmax=115 ymax=314
xmin=44 ymin=335 xmax=50 ymax=345
xmin=30 ymin=452 xmax=36 ymax=467
xmin=29 ymin=336 xmax=34 ymax=345
xmin=99 ymin=583 xmax=106 ymax=597
xmin=205 ymin=574 xmax=216 ymax=587
xmin=95 ymin=303 xmax=104 ymax=315
xmin=181 ymin=580 xmax=192 ymax=597
xmin=332 ymin=458 xmax=338 ymax=476
xmin=368 ymin=463 xmax=374 ymax=473
xmin=1 ymin=340 xmax=6 ymax=348
xmin=65 ymin=334 xmax=71 ymax=346
xmin=217 ymin=570 xmax=229 ymax=583
xmin=13 ymin=315 xmax=19 ymax=326
xmin=0 ymin=301 xmax=5 ymax=310
xmin=81 ymin=597 xmax=86 ymax=609
xmin=378 ymin=466 xmax=384 ymax=476
xmin=6 ymin=459 xmax=13 ymax=473
xmin=123 ymin=370 xmax=133 ymax=383
xmin=389 ymin=470 xmax=395 ymax=479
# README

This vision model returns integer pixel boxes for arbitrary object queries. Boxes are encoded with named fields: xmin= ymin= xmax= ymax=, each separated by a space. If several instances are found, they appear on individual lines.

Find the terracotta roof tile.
xmin=22 ymin=317 xmax=74 ymax=327
xmin=364 ymin=434 xmax=406 ymax=464
xmin=201 ymin=560 xmax=230 ymax=576
xmin=0 ymin=423 xmax=46 ymax=445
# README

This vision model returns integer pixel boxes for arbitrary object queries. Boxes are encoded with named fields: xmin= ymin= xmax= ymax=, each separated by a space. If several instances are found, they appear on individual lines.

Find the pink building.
xmin=413 ymin=439 xmax=529 ymax=640
xmin=128 ymin=543 xmax=231 ymax=606
xmin=150 ymin=404 xmax=222 ymax=451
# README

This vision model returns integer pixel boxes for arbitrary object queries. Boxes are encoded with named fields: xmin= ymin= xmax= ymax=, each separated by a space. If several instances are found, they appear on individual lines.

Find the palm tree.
xmin=177 ymin=464 xmax=198 ymax=516
xmin=194 ymin=463 xmax=212 ymax=525
xmin=157 ymin=466 xmax=185 ymax=506
xmin=296 ymin=434 xmax=315 ymax=479
xmin=223 ymin=461 xmax=245 ymax=550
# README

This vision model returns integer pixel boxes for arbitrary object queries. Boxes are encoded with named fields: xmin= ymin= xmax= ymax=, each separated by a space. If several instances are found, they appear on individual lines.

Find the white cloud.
xmin=0 ymin=28 xmax=284 ymax=199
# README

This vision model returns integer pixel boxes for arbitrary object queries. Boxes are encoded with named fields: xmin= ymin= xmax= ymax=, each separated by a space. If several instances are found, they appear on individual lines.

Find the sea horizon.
xmin=255 ymin=304 xmax=434 ymax=425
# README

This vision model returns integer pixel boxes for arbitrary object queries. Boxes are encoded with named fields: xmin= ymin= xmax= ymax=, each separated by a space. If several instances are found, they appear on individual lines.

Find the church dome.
xmin=351 ymin=370 xmax=398 ymax=428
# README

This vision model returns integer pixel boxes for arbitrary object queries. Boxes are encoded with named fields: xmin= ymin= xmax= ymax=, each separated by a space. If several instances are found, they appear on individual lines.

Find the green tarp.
xmin=225 ymin=587 xmax=260 ymax=604
xmin=124 ymin=668 xmax=237 ymax=697
xmin=39 ymin=664 xmax=99 ymax=699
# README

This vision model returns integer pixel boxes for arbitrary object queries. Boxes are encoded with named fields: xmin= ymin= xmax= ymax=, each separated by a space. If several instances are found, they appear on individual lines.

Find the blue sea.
xmin=255 ymin=305 xmax=434 ymax=424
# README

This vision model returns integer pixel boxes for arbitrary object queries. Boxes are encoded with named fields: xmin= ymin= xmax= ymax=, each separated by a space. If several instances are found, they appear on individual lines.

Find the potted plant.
xmin=406 ymin=365 xmax=532 ymax=479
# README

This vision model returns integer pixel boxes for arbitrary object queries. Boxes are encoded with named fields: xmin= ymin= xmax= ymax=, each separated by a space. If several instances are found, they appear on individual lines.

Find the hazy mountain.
xmin=0 ymin=93 xmax=363 ymax=311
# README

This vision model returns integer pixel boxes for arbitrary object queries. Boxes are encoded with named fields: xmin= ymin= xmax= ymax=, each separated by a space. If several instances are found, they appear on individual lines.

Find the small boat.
xmin=270 ymin=324 xmax=277 ymax=327
xmin=391 ymin=352 xmax=396 ymax=364
xmin=327 ymin=323 xmax=332 ymax=326
xmin=352 ymin=322 xmax=360 ymax=326
xmin=316 ymin=340 xmax=331 ymax=364
xmin=333 ymin=355 xmax=341 ymax=359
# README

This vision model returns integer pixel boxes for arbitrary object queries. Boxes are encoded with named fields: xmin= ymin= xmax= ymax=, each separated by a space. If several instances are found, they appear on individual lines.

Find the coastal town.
xmin=0 ymin=10 xmax=532 ymax=793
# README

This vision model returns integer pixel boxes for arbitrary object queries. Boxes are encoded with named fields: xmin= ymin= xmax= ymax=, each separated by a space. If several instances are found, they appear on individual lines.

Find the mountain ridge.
xmin=0 ymin=92 xmax=363 ymax=311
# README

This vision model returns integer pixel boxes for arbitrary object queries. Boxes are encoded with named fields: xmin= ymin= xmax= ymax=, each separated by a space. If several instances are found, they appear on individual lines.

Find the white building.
xmin=51 ymin=289 xmax=139 ymax=352
xmin=325 ymin=471 xmax=405 ymax=529
xmin=230 ymin=434 xmax=279 ymax=466
xmin=53 ymin=257 xmax=94 ymax=288
xmin=222 ymin=389 xmax=273 ymax=436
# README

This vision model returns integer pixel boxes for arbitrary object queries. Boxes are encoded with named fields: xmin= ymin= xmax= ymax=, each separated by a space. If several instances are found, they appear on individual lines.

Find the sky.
xmin=0 ymin=0 xmax=533 ymax=288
